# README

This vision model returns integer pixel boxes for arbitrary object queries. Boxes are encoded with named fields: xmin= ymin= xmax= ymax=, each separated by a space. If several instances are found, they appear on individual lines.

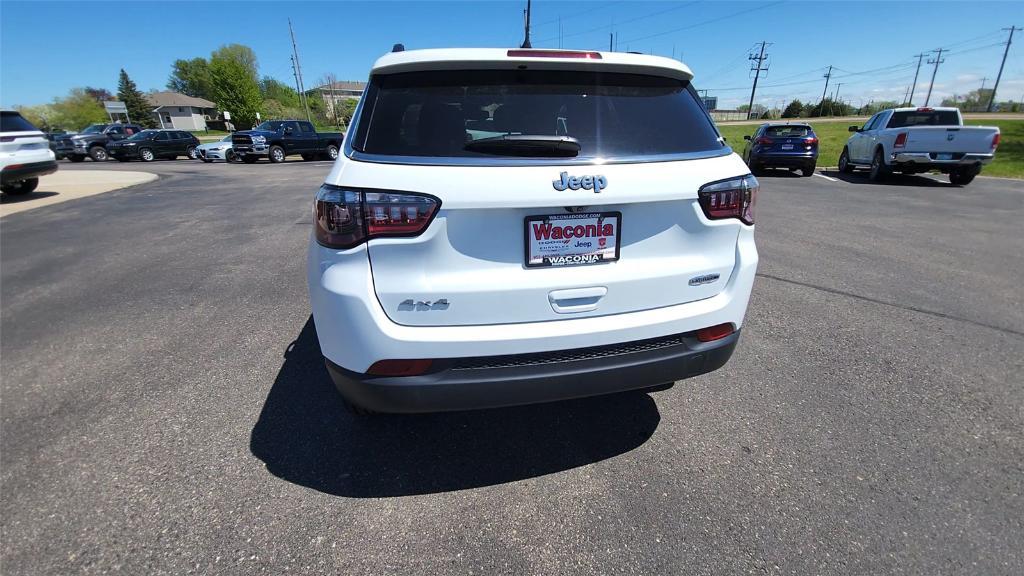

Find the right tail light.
xmin=991 ymin=133 xmax=1001 ymax=150
xmin=314 ymin=185 xmax=440 ymax=249
xmin=698 ymin=175 xmax=758 ymax=226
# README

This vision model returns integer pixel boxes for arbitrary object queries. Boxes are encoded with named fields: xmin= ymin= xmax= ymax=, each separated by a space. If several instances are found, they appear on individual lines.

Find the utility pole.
xmin=830 ymin=83 xmax=843 ymax=116
xmin=908 ymin=53 xmax=926 ymax=105
xmin=609 ymin=32 xmax=613 ymax=52
xmin=289 ymin=18 xmax=312 ymax=123
xmin=820 ymin=65 xmax=833 ymax=114
xmin=521 ymin=0 xmax=532 ymax=48
xmin=988 ymin=26 xmax=1021 ymax=112
xmin=902 ymin=85 xmax=911 ymax=106
xmin=746 ymin=41 xmax=770 ymax=119
xmin=924 ymin=48 xmax=945 ymax=107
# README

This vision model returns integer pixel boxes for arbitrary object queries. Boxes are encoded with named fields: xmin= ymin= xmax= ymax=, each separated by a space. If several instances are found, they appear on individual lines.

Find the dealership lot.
xmin=2 ymin=161 xmax=1022 ymax=574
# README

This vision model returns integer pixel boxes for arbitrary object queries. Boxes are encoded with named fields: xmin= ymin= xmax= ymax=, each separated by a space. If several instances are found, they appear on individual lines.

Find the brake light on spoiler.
xmin=507 ymin=49 xmax=602 ymax=59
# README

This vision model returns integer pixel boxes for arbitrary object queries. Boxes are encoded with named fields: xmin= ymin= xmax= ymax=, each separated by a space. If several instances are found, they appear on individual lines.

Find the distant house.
xmin=311 ymin=80 xmax=366 ymax=116
xmin=146 ymin=91 xmax=218 ymax=130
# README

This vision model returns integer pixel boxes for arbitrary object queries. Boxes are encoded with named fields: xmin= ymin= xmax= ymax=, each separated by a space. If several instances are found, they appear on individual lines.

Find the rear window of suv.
xmin=764 ymin=125 xmax=812 ymax=137
xmin=1 ymin=111 xmax=40 ymax=133
xmin=353 ymin=69 xmax=724 ymax=160
xmin=887 ymin=110 xmax=959 ymax=128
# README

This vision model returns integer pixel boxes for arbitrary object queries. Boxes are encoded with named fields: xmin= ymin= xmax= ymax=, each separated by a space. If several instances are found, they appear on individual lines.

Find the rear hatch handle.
xmin=548 ymin=286 xmax=608 ymax=314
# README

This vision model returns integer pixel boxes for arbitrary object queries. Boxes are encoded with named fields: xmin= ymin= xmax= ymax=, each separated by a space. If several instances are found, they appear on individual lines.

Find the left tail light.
xmin=314 ymin=185 xmax=440 ymax=249
xmin=698 ymin=175 xmax=758 ymax=226
xmin=991 ymin=133 xmax=1001 ymax=150
xmin=893 ymin=132 xmax=908 ymax=149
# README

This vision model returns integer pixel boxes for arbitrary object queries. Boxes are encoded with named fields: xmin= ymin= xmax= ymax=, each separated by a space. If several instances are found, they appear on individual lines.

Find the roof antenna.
xmin=520 ymin=0 xmax=532 ymax=48
xmin=392 ymin=43 xmax=405 ymax=52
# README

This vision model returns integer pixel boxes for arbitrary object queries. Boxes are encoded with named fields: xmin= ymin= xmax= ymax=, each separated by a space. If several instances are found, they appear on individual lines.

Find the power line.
xmin=820 ymin=65 xmax=833 ymax=108
xmin=746 ymin=41 xmax=770 ymax=119
xmin=989 ymin=26 xmax=1021 ymax=112
xmin=533 ymin=1 xmax=623 ymax=29
xmin=908 ymin=53 xmax=926 ymax=105
xmin=536 ymin=1 xmax=698 ymax=44
xmin=288 ymin=18 xmax=311 ymax=123
xmin=620 ymin=1 xmax=783 ymax=45
xmin=924 ymin=48 xmax=946 ymax=106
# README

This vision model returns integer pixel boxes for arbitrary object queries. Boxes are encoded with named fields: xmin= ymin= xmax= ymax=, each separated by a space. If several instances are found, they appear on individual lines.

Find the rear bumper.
xmin=326 ymin=330 xmax=740 ymax=413
xmin=891 ymin=152 xmax=994 ymax=166
xmin=751 ymin=152 xmax=816 ymax=166
xmin=1 ymin=160 xmax=58 ymax=183
xmin=308 ymin=226 xmax=757 ymax=373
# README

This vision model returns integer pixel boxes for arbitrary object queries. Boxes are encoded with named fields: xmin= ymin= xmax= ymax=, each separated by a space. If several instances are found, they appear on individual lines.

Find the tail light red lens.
xmin=367 ymin=359 xmax=433 ymax=376
xmin=698 ymin=175 xmax=758 ymax=226
xmin=803 ymin=137 xmax=819 ymax=146
xmin=754 ymin=136 xmax=774 ymax=145
xmin=314 ymin=185 xmax=440 ymax=249
xmin=893 ymin=132 xmax=908 ymax=149
xmin=696 ymin=323 xmax=734 ymax=342
xmin=991 ymin=133 xmax=1001 ymax=150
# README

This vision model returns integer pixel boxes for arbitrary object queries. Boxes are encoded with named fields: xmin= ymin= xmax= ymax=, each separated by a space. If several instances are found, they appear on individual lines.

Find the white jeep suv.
xmin=308 ymin=48 xmax=758 ymax=413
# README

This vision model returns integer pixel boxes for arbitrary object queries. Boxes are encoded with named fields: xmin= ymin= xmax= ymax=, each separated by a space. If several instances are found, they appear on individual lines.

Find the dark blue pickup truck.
xmin=231 ymin=120 xmax=343 ymax=163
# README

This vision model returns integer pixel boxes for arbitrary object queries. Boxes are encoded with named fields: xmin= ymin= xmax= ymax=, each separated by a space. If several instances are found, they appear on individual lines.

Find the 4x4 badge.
xmin=553 ymin=172 xmax=607 ymax=193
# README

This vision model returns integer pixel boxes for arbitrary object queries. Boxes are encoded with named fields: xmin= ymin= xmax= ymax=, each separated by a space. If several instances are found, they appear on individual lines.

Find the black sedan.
xmin=107 ymin=130 xmax=199 ymax=162
xmin=741 ymin=122 xmax=819 ymax=177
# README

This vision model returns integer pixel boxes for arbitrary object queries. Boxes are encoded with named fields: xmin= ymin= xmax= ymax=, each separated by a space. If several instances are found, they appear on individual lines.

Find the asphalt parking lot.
xmin=2 ymin=159 xmax=1022 ymax=574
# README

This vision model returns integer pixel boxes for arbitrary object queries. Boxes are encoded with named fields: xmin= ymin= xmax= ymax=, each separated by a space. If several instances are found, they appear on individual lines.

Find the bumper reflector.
xmin=696 ymin=323 xmax=734 ymax=343
xmin=367 ymin=359 xmax=434 ymax=377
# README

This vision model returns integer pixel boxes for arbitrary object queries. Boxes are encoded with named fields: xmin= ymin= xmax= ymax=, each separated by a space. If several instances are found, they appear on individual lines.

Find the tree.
xmin=118 ymin=69 xmax=156 ymax=127
xmin=167 ymin=58 xmax=213 ymax=100
xmin=940 ymin=88 xmax=995 ymax=112
xmin=15 ymin=104 xmax=58 ymax=131
xmin=209 ymin=55 xmax=263 ymax=127
xmin=781 ymin=99 xmax=803 ymax=118
xmin=17 ymin=88 xmax=108 ymax=131
xmin=83 ymin=87 xmax=114 ymax=104
xmin=805 ymin=98 xmax=853 ymax=117
xmin=211 ymin=44 xmax=259 ymax=83
xmin=259 ymin=77 xmax=300 ymax=108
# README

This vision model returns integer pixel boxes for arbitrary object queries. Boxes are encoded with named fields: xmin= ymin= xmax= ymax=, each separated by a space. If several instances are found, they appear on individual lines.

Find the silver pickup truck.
xmin=838 ymin=107 xmax=1000 ymax=185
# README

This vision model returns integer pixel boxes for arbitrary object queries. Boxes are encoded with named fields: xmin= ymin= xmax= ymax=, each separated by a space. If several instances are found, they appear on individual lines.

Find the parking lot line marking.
xmin=813 ymin=173 xmax=839 ymax=182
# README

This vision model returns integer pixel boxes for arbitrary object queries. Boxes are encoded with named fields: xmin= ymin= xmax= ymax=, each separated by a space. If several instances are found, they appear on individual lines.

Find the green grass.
xmin=717 ymin=119 xmax=1023 ymax=179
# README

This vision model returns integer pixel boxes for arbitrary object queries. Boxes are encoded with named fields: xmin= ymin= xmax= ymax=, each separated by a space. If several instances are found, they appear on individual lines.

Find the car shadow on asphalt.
xmin=820 ymin=170 xmax=954 ymax=187
xmin=0 ymin=191 xmax=59 ymax=204
xmin=249 ymin=317 xmax=662 ymax=498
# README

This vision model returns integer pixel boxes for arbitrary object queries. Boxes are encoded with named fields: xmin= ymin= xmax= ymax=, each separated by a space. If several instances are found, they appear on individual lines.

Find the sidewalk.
xmin=0 ymin=170 xmax=157 ymax=218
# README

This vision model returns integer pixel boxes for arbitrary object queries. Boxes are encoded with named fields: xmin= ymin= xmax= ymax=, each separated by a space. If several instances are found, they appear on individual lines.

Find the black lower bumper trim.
xmin=1 ymin=160 xmax=58 ymax=183
xmin=326 ymin=330 xmax=740 ymax=413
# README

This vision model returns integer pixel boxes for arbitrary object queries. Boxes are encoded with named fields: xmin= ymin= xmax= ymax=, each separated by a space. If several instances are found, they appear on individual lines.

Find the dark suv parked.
xmin=107 ymin=130 xmax=200 ymax=162
xmin=60 ymin=123 xmax=144 ymax=162
xmin=741 ymin=122 xmax=819 ymax=177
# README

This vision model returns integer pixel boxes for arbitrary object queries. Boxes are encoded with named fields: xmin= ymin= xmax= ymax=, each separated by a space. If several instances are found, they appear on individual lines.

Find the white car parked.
xmin=196 ymin=135 xmax=235 ymax=163
xmin=1 ymin=110 xmax=58 ymax=195
xmin=838 ymin=106 xmax=1000 ymax=185
xmin=308 ymin=48 xmax=758 ymax=413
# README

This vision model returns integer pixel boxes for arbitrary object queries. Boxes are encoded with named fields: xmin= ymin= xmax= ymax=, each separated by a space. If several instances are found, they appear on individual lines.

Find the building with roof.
xmin=311 ymin=80 xmax=366 ymax=116
xmin=146 ymin=91 xmax=218 ymax=130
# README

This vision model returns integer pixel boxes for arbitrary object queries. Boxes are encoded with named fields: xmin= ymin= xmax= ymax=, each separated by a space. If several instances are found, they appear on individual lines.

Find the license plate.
xmin=781 ymin=144 xmax=794 ymax=150
xmin=525 ymin=212 xmax=621 ymax=268
xmin=937 ymin=153 xmax=953 ymax=160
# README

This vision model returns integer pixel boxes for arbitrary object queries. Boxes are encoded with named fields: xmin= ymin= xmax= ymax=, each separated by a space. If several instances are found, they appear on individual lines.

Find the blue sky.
xmin=2 ymin=0 xmax=1020 ymax=109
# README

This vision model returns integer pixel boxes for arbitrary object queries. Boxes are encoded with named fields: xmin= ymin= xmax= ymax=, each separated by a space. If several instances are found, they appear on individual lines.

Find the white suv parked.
xmin=308 ymin=48 xmax=758 ymax=413
xmin=1 ymin=111 xmax=58 ymax=195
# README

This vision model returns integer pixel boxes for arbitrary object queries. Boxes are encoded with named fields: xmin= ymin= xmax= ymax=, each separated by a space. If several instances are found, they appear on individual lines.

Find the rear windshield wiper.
xmin=464 ymin=135 xmax=581 ymax=157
